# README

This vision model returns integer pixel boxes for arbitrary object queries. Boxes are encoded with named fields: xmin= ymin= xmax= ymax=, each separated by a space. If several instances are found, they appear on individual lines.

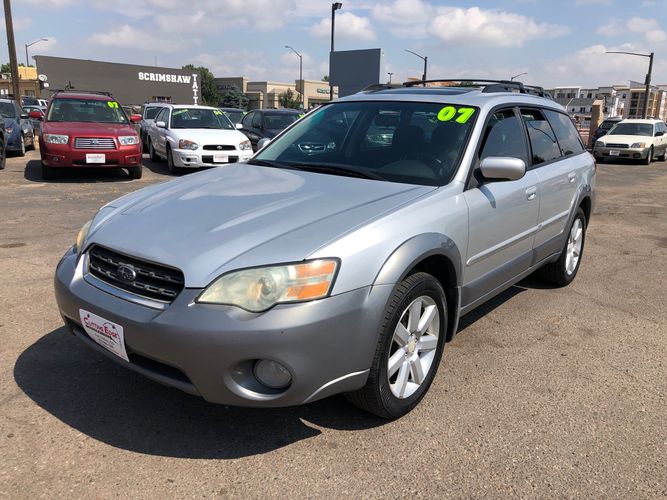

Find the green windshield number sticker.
xmin=107 ymin=101 xmax=119 ymax=109
xmin=437 ymin=106 xmax=476 ymax=124
xmin=213 ymin=110 xmax=222 ymax=116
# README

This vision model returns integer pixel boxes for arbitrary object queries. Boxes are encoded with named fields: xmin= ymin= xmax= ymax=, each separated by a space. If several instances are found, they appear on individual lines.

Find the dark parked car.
xmin=240 ymin=108 xmax=301 ymax=151
xmin=0 ymin=98 xmax=36 ymax=157
xmin=219 ymin=107 xmax=245 ymax=125
xmin=592 ymin=117 xmax=623 ymax=142
xmin=139 ymin=103 xmax=165 ymax=151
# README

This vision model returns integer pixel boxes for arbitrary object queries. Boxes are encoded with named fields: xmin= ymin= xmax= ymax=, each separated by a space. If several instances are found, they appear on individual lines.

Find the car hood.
xmin=599 ymin=134 xmax=653 ymax=145
xmin=169 ymin=128 xmax=248 ymax=145
xmin=88 ymin=165 xmax=434 ymax=287
xmin=42 ymin=121 xmax=137 ymax=136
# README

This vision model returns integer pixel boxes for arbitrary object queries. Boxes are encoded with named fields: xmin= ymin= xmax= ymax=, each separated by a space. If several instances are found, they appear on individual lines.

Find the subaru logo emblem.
xmin=216 ymin=145 xmax=223 ymax=150
xmin=116 ymin=264 xmax=137 ymax=283
xmin=91 ymin=139 xmax=100 ymax=145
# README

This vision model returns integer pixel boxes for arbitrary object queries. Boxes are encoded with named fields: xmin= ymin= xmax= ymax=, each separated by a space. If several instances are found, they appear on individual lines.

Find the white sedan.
xmin=147 ymin=105 xmax=253 ymax=174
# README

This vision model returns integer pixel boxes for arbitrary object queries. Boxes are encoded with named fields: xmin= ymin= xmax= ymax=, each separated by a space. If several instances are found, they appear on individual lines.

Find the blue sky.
xmin=3 ymin=0 xmax=667 ymax=88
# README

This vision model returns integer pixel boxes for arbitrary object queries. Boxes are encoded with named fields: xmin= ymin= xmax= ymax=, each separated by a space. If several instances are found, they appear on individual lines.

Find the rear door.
xmin=462 ymin=108 xmax=540 ymax=310
xmin=155 ymin=108 xmax=171 ymax=155
xmin=527 ymin=108 xmax=588 ymax=261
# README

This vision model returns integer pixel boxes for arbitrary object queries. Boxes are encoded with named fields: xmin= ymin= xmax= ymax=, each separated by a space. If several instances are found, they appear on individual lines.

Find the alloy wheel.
xmin=387 ymin=296 xmax=440 ymax=399
xmin=565 ymin=218 xmax=583 ymax=276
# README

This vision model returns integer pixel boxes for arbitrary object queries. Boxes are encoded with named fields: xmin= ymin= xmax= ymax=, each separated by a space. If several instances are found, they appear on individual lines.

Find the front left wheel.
xmin=536 ymin=207 xmax=586 ymax=287
xmin=128 ymin=166 xmax=142 ymax=179
xmin=345 ymin=272 xmax=447 ymax=419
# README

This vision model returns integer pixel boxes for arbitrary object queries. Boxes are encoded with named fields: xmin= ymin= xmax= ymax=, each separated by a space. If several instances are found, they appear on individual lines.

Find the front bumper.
xmin=40 ymin=142 xmax=142 ymax=168
xmin=54 ymin=248 xmax=392 ymax=407
xmin=172 ymin=148 xmax=253 ymax=169
xmin=593 ymin=146 xmax=650 ymax=160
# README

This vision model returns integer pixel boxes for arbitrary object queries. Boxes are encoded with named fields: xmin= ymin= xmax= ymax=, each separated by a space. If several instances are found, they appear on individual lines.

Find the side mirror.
xmin=235 ymin=123 xmax=243 ymax=129
xmin=257 ymin=138 xmax=271 ymax=150
xmin=155 ymin=121 xmax=166 ymax=129
xmin=655 ymin=131 xmax=664 ymax=137
xmin=479 ymin=157 xmax=526 ymax=182
xmin=130 ymin=114 xmax=142 ymax=123
xmin=28 ymin=110 xmax=43 ymax=120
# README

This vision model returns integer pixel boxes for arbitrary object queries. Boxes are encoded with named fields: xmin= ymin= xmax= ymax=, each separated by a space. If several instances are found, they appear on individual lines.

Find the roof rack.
xmin=361 ymin=83 xmax=405 ymax=92
xmin=401 ymin=79 xmax=551 ymax=98
xmin=50 ymin=89 xmax=114 ymax=97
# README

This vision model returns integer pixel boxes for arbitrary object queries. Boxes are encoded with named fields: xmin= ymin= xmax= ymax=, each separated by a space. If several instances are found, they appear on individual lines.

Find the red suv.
xmin=40 ymin=90 xmax=143 ymax=180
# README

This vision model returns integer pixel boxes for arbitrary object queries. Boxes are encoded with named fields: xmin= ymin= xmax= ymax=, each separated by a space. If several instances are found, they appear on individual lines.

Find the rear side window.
xmin=545 ymin=110 xmax=585 ymax=156
xmin=251 ymin=113 xmax=262 ymax=128
xmin=479 ymin=109 xmax=528 ymax=164
xmin=521 ymin=109 xmax=561 ymax=165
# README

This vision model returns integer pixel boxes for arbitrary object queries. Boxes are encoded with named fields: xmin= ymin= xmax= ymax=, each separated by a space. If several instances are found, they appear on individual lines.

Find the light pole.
xmin=606 ymin=50 xmax=654 ymax=119
xmin=285 ymin=45 xmax=303 ymax=109
xmin=510 ymin=72 xmax=527 ymax=81
xmin=388 ymin=72 xmax=394 ymax=84
xmin=25 ymin=38 xmax=48 ymax=68
xmin=330 ymin=2 xmax=342 ymax=100
xmin=405 ymin=49 xmax=427 ymax=86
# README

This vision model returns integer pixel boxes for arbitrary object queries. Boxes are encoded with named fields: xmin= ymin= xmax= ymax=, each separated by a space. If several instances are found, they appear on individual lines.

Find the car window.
xmin=47 ymin=98 xmax=128 ymax=124
xmin=144 ymin=106 xmax=163 ymax=120
xmin=521 ymin=109 xmax=561 ymax=165
xmin=154 ymin=108 xmax=168 ymax=124
xmin=170 ymin=108 xmax=234 ymax=130
xmin=263 ymin=113 xmax=299 ymax=130
xmin=251 ymin=112 xmax=262 ymax=128
xmin=545 ymin=110 xmax=584 ymax=156
xmin=479 ymin=109 xmax=528 ymax=164
xmin=242 ymin=111 xmax=254 ymax=128
xmin=0 ymin=102 xmax=18 ymax=118
xmin=223 ymin=111 xmax=244 ymax=124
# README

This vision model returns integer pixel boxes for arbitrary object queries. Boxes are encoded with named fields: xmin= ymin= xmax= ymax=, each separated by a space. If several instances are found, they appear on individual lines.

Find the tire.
xmin=26 ymin=133 xmax=36 ymax=151
xmin=149 ymin=139 xmax=160 ymax=163
xmin=128 ymin=166 xmax=142 ymax=179
xmin=167 ymin=147 xmax=179 ymax=175
xmin=535 ymin=207 xmax=586 ymax=287
xmin=345 ymin=272 xmax=447 ymax=419
xmin=0 ymin=138 xmax=5 ymax=170
xmin=656 ymin=148 xmax=666 ymax=162
xmin=41 ymin=162 xmax=57 ymax=180
xmin=17 ymin=135 xmax=26 ymax=157
xmin=642 ymin=147 xmax=653 ymax=165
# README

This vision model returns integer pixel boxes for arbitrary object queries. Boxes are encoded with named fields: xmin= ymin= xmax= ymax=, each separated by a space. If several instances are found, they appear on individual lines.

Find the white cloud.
xmin=89 ymin=24 xmax=182 ymax=52
xmin=597 ymin=16 xmax=667 ymax=42
xmin=310 ymin=12 xmax=376 ymax=41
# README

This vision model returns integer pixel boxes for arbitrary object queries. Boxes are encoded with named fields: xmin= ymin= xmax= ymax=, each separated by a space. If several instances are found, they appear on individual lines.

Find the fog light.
xmin=52 ymin=156 xmax=59 ymax=162
xmin=633 ymin=153 xmax=641 ymax=159
xmin=253 ymin=360 xmax=292 ymax=389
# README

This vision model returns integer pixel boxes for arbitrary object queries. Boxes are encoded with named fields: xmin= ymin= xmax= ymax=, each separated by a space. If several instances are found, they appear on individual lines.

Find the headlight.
xmin=44 ymin=134 xmax=69 ymax=144
xmin=76 ymin=220 xmax=92 ymax=255
xmin=197 ymin=259 xmax=339 ymax=312
xmin=178 ymin=139 xmax=199 ymax=150
xmin=118 ymin=135 xmax=140 ymax=146
xmin=239 ymin=140 xmax=252 ymax=151
xmin=630 ymin=142 xmax=646 ymax=148
xmin=594 ymin=140 xmax=604 ymax=148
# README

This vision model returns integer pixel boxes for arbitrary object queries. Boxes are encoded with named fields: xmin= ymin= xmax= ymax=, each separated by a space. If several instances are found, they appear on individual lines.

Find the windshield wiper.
xmin=247 ymin=158 xmax=301 ymax=170
xmin=289 ymin=162 xmax=385 ymax=181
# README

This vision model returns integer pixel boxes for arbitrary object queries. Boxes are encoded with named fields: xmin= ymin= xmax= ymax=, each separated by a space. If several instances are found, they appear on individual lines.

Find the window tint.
xmin=251 ymin=112 xmax=262 ymax=128
xmin=241 ymin=111 xmax=253 ymax=128
xmin=545 ymin=110 xmax=584 ymax=156
xmin=479 ymin=109 xmax=528 ymax=164
xmin=521 ymin=109 xmax=561 ymax=165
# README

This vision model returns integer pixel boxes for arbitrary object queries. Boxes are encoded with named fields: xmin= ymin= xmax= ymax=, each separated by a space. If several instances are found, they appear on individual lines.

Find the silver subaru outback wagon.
xmin=55 ymin=80 xmax=596 ymax=419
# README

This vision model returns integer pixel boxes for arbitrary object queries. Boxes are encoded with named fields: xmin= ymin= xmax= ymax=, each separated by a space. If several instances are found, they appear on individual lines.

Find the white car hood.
xmin=600 ymin=134 xmax=654 ymax=145
xmin=170 ymin=128 xmax=248 ymax=146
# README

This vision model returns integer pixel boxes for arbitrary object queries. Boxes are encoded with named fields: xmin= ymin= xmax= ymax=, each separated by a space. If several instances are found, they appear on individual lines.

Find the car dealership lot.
xmin=0 ymin=153 xmax=665 ymax=498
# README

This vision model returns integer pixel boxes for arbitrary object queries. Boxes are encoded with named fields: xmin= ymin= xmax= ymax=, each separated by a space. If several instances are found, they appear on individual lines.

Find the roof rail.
xmin=402 ymin=79 xmax=551 ymax=98
xmin=361 ymin=83 xmax=404 ymax=92
xmin=50 ymin=89 xmax=114 ymax=97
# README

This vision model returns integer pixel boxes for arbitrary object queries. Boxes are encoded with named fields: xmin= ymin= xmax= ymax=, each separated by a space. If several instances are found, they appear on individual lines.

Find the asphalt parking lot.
xmin=0 ymin=151 xmax=665 ymax=498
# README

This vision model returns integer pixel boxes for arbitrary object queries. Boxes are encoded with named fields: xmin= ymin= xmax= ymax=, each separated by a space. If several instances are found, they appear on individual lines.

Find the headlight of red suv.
xmin=118 ymin=136 xmax=140 ymax=146
xmin=44 ymin=134 xmax=69 ymax=144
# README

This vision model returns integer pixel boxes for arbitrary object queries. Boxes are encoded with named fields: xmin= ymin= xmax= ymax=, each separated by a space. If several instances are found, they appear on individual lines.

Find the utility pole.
xmin=3 ymin=0 xmax=21 ymax=108
xmin=405 ymin=49 xmax=428 ymax=86
xmin=285 ymin=46 xmax=303 ymax=109
xmin=330 ymin=2 xmax=342 ymax=100
xmin=606 ymin=50 xmax=655 ymax=119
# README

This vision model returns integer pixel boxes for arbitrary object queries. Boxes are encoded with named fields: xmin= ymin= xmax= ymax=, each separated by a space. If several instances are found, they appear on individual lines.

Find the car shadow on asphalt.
xmin=14 ymin=326 xmax=386 ymax=459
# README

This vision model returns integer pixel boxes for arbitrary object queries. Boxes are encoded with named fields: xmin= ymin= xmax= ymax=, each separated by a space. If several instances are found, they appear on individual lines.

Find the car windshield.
xmin=609 ymin=123 xmax=653 ymax=136
xmin=254 ymin=101 xmax=478 ymax=187
xmin=47 ymin=98 xmax=129 ymax=124
xmin=223 ymin=110 xmax=244 ymax=124
xmin=263 ymin=113 xmax=299 ymax=130
xmin=22 ymin=96 xmax=39 ymax=106
xmin=0 ymin=102 xmax=17 ymax=119
xmin=144 ymin=106 xmax=163 ymax=120
xmin=170 ymin=108 xmax=234 ymax=129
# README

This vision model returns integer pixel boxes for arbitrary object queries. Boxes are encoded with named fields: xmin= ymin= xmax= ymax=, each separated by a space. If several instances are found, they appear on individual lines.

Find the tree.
xmin=278 ymin=88 xmax=301 ymax=109
xmin=221 ymin=86 xmax=248 ymax=110
xmin=182 ymin=64 xmax=222 ymax=106
xmin=322 ymin=75 xmax=329 ymax=82
xmin=1 ymin=63 xmax=10 ymax=73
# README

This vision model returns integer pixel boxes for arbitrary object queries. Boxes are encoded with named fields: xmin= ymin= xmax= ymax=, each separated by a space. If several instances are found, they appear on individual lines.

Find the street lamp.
xmin=606 ymin=50 xmax=654 ymax=119
xmin=330 ymin=2 xmax=342 ymax=100
xmin=25 ymin=38 xmax=48 ymax=68
xmin=405 ymin=49 xmax=427 ymax=86
xmin=285 ymin=45 xmax=303 ymax=109
xmin=510 ymin=72 xmax=527 ymax=81
xmin=387 ymin=72 xmax=394 ymax=84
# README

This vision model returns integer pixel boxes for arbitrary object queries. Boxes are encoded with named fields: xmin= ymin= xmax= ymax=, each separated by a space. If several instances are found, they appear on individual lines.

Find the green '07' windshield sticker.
xmin=437 ymin=106 xmax=476 ymax=124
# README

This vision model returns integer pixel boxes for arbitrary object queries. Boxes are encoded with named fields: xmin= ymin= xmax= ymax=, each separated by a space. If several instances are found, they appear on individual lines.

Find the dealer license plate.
xmin=86 ymin=153 xmax=106 ymax=164
xmin=79 ymin=309 xmax=129 ymax=362
xmin=609 ymin=150 xmax=620 ymax=156
xmin=213 ymin=153 xmax=228 ymax=163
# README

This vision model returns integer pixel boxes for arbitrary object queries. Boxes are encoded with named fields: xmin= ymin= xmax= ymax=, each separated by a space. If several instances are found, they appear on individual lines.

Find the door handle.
xmin=568 ymin=172 xmax=576 ymax=183
xmin=526 ymin=187 xmax=537 ymax=201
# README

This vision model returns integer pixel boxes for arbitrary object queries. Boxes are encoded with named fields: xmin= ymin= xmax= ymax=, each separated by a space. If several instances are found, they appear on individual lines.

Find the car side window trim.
xmin=520 ymin=106 xmax=565 ymax=170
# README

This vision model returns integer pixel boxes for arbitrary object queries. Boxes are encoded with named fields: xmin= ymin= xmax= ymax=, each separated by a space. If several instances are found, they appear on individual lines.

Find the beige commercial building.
xmin=215 ymin=77 xmax=337 ymax=110
xmin=0 ymin=66 xmax=41 ymax=98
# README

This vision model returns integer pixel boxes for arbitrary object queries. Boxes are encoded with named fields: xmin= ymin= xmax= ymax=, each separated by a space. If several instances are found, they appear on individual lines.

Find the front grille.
xmin=202 ymin=144 xmax=237 ymax=151
xmin=202 ymin=155 xmax=239 ymax=164
xmin=74 ymin=137 xmax=117 ymax=149
xmin=606 ymin=143 xmax=629 ymax=149
xmin=87 ymin=245 xmax=185 ymax=302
